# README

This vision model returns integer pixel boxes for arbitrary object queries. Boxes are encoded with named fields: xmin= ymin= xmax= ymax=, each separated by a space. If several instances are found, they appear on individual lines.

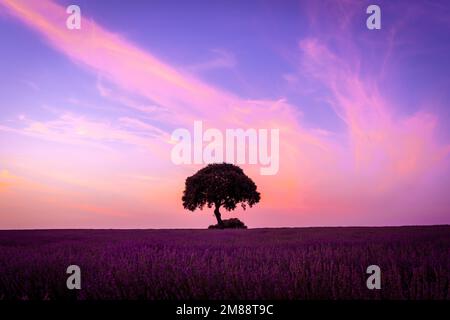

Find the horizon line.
xmin=1 ymin=223 xmax=449 ymax=232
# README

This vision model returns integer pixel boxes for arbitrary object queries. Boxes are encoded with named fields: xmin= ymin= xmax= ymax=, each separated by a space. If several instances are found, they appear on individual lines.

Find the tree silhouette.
xmin=182 ymin=163 xmax=260 ymax=228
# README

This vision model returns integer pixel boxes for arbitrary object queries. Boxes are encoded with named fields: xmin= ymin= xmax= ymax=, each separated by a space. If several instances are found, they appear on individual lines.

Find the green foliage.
xmin=182 ymin=163 xmax=260 ymax=212
xmin=208 ymin=218 xmax=248 ymax=229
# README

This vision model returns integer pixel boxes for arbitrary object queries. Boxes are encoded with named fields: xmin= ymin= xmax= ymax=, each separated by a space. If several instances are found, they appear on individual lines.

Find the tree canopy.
xmin=182 ymin=163 xmax=260 ymax=227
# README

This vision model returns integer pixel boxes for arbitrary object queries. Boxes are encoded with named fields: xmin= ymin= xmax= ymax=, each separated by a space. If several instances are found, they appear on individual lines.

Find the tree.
xmin=182 ymin=163 xmax=260 ymax=228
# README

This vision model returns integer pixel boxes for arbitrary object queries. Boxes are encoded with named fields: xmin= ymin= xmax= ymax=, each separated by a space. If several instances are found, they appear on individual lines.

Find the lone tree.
xmin=182 ymin=163 xmax=260 ymax=228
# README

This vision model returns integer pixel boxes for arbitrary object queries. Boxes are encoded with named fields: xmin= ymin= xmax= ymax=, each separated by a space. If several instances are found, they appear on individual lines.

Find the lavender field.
xmin=0 ymin=226 xmax=449 ymax=300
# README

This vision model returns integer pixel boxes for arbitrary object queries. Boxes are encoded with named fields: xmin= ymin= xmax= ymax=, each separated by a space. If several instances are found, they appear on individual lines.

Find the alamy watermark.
xmin=366 ymin=5 xmax=381 ymax=30
xmin=66 ymin=265 xmax=81 ymax=290
xmin=65 ymin=4 xmax=380 ymax=31
xmin=170 ymin=121 xmax=280 ymax=175
xmin=66 ymin=5 xmax=81 ymax=30
xmin=366 ymin=265 xmax=381 ymax=290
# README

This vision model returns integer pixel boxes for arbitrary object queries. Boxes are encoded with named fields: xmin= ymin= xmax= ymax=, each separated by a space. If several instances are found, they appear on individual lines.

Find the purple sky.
xmin=0 ymin=0 xmax=449 ymax=229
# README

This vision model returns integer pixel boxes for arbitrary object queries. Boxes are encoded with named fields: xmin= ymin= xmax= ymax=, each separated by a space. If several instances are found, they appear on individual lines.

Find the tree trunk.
xmin=214 ymin=204 xmax=224 ymax=227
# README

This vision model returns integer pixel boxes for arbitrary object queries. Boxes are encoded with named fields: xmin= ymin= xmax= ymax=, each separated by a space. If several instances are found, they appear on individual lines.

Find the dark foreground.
xmin=0 ymin=226 xmax=448 ymax=300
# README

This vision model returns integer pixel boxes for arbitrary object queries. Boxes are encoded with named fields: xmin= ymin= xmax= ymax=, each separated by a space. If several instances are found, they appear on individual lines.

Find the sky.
xmin=0 ymin=0 xmax=450 ymax=229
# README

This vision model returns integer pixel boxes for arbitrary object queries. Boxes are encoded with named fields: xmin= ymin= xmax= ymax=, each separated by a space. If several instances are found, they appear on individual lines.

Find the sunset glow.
xmin=1 ymin=0 xmax=449 ymax=228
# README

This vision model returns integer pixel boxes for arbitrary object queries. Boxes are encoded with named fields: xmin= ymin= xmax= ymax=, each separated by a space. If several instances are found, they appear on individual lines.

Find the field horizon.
xmin=2 ymin=223 xmax=449 ymax=231
xmin=1 ymin=225 xmax=448 ymax=300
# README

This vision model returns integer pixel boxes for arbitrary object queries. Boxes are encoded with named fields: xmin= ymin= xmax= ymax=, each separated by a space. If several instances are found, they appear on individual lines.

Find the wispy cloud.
xmin=0 ymin=111 xmax=171 ymax=152
xmin=20 ymin=79 xmax=40 ymax=92
xmin=185 ymin=48 xmax=236 ymax=72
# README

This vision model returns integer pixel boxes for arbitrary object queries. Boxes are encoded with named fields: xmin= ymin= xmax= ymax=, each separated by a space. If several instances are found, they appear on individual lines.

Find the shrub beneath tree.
xmin=208 ymin=218 xmax=248 ymax=229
